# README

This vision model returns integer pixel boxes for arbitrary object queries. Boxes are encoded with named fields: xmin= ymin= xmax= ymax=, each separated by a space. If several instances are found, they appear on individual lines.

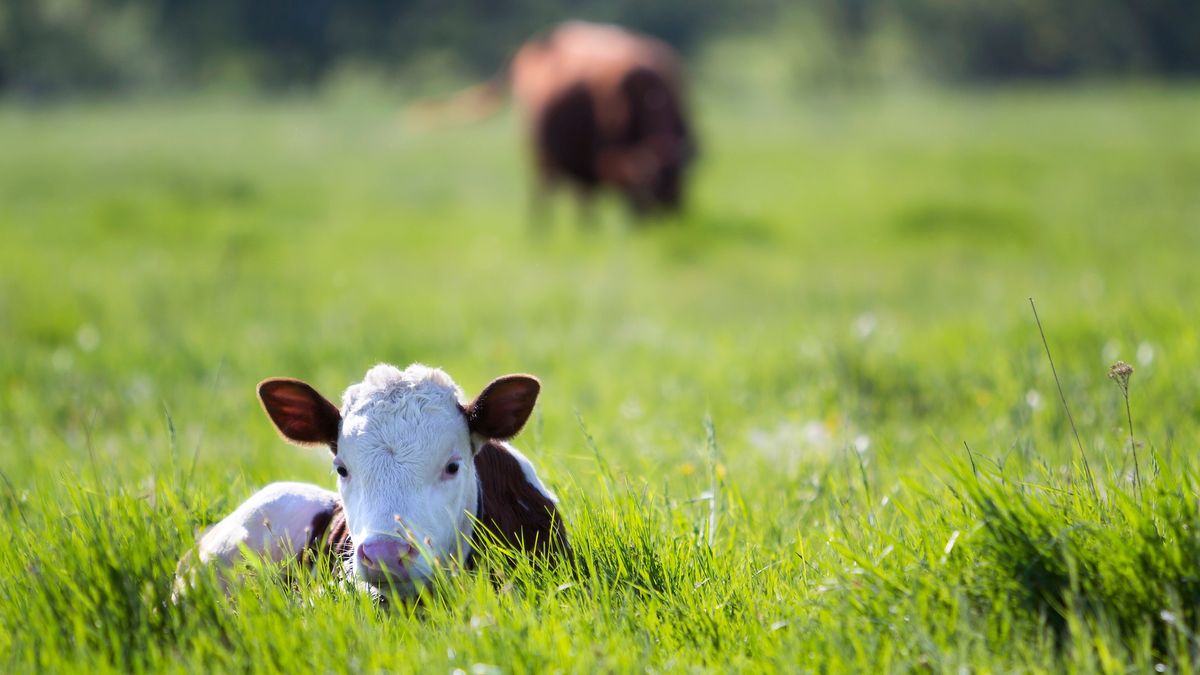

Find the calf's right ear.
xmin=258 ymin=378 xmax=341 ymax=452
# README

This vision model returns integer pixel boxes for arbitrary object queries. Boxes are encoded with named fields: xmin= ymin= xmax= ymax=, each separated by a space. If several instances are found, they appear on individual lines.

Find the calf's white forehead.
xmin=334 ymin=363 xmax=480 ymax=580
xmin=338 ymin=363 xmax=468 ymax=453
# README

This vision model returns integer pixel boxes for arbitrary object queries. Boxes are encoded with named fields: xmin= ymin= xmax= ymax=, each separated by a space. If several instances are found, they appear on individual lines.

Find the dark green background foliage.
xmin=894 ymin=0 xmax=1200 ymax=80
xmin=2 ymin=0 xmax=1199 ymax=94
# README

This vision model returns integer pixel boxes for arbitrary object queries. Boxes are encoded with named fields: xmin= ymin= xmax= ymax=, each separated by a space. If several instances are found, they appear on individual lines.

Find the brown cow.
xmin=412 ymin=21 xmax=696 ymax=220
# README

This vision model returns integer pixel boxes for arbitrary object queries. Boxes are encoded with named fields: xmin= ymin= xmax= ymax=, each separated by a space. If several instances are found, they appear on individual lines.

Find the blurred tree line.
xmin=1 ymin=0 xmax=1197 ymax=95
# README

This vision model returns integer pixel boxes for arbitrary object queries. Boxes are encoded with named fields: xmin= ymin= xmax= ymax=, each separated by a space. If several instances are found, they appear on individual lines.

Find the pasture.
xmin=1 ymin=84 xmax=1199 ymax=672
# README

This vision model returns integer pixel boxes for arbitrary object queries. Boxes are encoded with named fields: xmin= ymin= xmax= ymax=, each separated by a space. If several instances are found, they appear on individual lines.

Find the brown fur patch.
xmin=473 ymin=441 xmax=570 ymax=558
xmin=537 ymin=83 xmax=601 ymax=187
xmin=304 ymin=501 xmax=352 ymax=573
xmin=306 ymin=507 xmax=334 ymax=552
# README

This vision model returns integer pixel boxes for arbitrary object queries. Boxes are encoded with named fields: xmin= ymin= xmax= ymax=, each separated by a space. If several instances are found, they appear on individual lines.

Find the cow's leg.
xmin=575 ymin=186 xmax=598 ymax=229
xmin=529 ymin=158 xmax=558 ymax=231
xmin=530 ymin=178 xmax=552 ymax=231
xmin=175 ymin=482 xmax=339 ymax=596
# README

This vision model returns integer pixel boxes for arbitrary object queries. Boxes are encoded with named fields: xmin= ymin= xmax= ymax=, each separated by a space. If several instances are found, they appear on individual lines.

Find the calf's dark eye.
xmin=445 ymin=461 xmax=460 ymax=476
xmin=336 ymin=465 xmax=349 ymax=478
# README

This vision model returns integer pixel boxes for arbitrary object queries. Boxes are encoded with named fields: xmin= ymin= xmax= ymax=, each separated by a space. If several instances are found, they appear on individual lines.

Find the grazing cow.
xmin=412 ymin=21 xmax=696 ymax=219
xmin=178 ymin=363 xmax=568 ymax=598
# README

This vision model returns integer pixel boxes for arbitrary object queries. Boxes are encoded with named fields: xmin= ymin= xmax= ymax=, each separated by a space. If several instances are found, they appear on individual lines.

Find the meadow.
xmin=1 ymin=83 xmax=1199 ymax=672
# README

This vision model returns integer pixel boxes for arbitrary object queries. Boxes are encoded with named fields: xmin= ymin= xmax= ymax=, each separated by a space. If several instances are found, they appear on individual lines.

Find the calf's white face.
xmin=257 ymin=363 xmax=540 ymax=591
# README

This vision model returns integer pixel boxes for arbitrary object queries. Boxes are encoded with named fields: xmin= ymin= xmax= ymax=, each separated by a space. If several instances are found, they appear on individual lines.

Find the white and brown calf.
xmin=181 ymin=363 xmax=568 ymax=596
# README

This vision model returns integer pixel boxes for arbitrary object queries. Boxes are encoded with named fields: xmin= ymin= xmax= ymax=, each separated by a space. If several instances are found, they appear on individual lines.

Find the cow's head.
xmin=599 ymin=140 xmax=693 ymax=214
xmin=600 ymin=65 xmax=695 ymax=214
xmin=257 ymin=364 xmax=540 ymax=592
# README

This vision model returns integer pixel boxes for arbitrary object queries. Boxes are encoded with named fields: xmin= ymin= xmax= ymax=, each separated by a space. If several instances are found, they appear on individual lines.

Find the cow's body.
xmin=179 ymin=364 xmax=567 ymax=598
xmin=510 ymin=21 xmax=695 ymax=215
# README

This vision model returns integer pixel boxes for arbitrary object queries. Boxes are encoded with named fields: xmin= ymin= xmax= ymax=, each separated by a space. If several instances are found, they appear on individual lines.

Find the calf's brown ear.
xmin=466 ymin=375 xmax=540 ymax=442
xmin=258 ymin=378 xmax=341 ymax=452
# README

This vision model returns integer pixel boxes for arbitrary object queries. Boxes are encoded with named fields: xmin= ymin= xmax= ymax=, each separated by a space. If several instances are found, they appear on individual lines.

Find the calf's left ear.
xmin=465 ymin=374 xmax=540 ymax=442
xmin=258 ymin=378 xmax=341 ymax=452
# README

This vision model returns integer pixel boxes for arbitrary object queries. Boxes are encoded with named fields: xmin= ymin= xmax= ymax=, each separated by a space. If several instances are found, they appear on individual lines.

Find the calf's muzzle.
xmin=356 ymin=536 xmax=415 ymax=577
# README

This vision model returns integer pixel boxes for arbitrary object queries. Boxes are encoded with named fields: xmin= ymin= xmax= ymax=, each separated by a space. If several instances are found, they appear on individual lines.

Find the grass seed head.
xmin=1108 ymin=360 xmax=1133 ymax=393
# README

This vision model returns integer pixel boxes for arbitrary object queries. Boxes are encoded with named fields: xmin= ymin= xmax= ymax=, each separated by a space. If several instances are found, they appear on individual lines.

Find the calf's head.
xmin=257 ymin=364 xmax=540 ymax=590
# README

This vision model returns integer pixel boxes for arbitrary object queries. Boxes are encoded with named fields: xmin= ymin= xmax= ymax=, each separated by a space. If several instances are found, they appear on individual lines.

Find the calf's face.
xmin=257 ymin=364 xmax=539 ymax=591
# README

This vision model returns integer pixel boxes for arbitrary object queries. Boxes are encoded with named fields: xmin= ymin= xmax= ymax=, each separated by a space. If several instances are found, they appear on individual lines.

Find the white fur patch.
xmin=175 ymin=482 xmax=337 ymax=598
xmin=341 ymin=363 xmax=464 ymax=418
xmin=334 ymin=363 xmax=480 ymax=585
xmin=194 ymin=482 xmax=338 ymax=566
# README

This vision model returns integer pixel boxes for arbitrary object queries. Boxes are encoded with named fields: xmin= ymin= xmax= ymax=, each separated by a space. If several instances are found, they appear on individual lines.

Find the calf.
xmin=179 ymin=363 xmax=567 ymax=597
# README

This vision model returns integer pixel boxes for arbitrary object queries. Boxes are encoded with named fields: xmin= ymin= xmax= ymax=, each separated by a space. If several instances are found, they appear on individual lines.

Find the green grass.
xmin=1 ymin=83 xmax=1199 ymax=672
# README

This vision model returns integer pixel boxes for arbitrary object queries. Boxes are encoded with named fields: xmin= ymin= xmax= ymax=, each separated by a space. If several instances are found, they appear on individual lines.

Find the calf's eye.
xmin=445 ymin=461 xmax=460 ymax=476
xmin=336 ymin=465 xmax=349 ymax=478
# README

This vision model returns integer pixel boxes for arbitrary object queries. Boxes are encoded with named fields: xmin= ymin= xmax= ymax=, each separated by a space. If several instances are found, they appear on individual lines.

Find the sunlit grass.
xmin=1 ymin=84 xmax=1199 ymax=671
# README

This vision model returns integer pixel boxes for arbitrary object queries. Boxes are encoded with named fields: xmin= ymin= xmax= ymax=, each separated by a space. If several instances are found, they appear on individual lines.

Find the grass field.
xmin=2 ymin=84 xmax=1200 ymax=672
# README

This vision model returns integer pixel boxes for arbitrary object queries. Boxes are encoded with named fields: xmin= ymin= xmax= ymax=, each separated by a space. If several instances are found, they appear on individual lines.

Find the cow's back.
xmin=510 ymin=21 xmax=682 ymax=137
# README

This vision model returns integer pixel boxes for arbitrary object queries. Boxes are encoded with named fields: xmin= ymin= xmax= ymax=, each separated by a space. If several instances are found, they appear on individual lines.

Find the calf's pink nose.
xmin=357 ymin=537 xmax=414 ymax=571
